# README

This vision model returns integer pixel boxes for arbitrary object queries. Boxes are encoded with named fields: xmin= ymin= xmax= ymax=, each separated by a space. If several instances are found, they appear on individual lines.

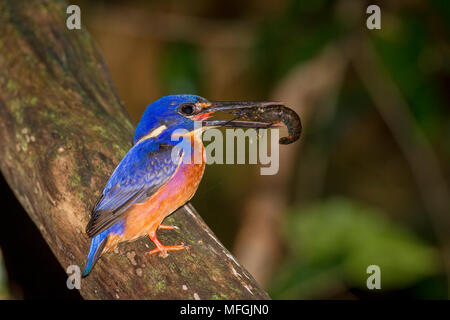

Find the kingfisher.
xmin=82 ymin=94 xmax=297 ymax=277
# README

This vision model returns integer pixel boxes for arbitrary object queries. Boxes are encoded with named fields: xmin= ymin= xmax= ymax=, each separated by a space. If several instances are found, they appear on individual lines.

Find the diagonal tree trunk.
xmin=0 ymin=0 xmax=269 ymax=299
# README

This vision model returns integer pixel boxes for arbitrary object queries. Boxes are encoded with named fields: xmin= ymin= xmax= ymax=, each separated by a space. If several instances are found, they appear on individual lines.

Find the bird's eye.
xmin=180 ymin=104 xmax=196 ymax=116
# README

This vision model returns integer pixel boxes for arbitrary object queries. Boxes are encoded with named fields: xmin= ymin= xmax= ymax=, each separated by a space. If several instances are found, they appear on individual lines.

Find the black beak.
xmin=200 ymin=101 xmax=277 ymax=129
xmin=196 ymin=101 xmax=302 ymax=144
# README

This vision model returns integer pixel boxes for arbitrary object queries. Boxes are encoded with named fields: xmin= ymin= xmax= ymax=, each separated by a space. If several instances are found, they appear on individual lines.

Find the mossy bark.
xmin=0 ymin=0 xmax=269 ymax=299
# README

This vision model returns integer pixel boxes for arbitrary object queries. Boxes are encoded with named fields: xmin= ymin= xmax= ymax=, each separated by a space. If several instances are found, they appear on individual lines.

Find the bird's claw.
xmin=146 ymin=242 xmax=186 ymax=258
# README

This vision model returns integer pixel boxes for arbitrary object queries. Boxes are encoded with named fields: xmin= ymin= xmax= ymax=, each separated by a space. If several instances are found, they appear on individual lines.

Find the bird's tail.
xmin=82 ymin=232 xmax=108 ymax=277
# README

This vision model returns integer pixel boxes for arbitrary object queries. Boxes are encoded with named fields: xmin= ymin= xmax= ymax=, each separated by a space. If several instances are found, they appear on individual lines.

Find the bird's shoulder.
xmin=86 ymin=140 xmax=182 ymax=237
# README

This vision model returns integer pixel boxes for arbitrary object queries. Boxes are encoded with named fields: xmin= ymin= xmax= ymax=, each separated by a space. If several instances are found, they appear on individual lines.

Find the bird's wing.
xmin=86 ymin=141 xmax=182 ymax=237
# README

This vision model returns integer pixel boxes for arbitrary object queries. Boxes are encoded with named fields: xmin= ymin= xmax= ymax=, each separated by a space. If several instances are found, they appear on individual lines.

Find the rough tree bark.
xmin=0 ymin=0 xmax=269 ymax=299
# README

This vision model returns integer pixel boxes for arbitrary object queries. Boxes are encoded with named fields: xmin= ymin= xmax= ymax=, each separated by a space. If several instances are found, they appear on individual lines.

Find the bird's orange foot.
xmin=158 ymin=224 xmax=180 ymax=230
xmin=147 ymin=232 xmax=187 ymax=258
xmin=146 ymin=243 xmax=186 ymax=258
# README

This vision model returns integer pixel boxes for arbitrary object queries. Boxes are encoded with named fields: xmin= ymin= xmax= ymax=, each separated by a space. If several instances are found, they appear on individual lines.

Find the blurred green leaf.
xmin=270 ymin=198 xmax=439 ymax=298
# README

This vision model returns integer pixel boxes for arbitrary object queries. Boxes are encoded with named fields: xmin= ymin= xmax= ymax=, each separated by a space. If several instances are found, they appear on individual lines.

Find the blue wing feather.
xmin=86 ymin=140 xmax=182 ymax=237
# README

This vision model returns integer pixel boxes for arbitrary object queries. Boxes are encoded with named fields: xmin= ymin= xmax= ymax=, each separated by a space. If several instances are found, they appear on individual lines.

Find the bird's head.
xmin=133 ymin=94 xmax=287 ymax=145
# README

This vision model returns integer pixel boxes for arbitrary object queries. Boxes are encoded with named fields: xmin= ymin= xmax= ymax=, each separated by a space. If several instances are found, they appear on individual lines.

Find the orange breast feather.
xmin=123 ymin=137 xmax=205 ymax=243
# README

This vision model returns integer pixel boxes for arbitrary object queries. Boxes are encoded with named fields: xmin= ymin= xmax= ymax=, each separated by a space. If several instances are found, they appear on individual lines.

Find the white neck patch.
xmin=136 ymin=125 xmax=167 ymax=144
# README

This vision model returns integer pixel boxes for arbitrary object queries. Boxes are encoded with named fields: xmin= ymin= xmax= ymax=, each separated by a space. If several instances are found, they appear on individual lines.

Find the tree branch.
xmin=0 ymin=0 xmax=269 ymax=300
